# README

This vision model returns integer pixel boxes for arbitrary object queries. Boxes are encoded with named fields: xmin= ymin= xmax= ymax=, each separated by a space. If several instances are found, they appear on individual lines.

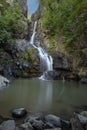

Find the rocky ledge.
xmin=0 ymin=108 xmax=87 ymax=130
xmin=0 ymin=75 xmax=9 ymax=89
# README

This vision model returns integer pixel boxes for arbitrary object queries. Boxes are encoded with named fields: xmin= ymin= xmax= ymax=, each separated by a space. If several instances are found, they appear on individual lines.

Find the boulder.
xmin=20 ymin=122 xmax=34 ymax=130
xmin=80 ymin=111 xmax=87 ymax=117
xmin=40 ymin=71 xmax=59 ymax=80
xmin=11 ymin=108 xmax=27 ymax=118
xmin=16 ymin=127 xmax=21 ymax=130
xmin=70 ymin=113 xmax=87 ymax=130
xmin=0 ymin=120 xmax=16 ymax=130
xmin=61 ymin=120 xmax=71 ymax=130
xmin=0 ymin=75 xmax=9 ymax=89
xmin=0 ymin=116 xmax=4 ymax=124
xmin=30 ymin=120 xmax=44 ymax=130
xmin=45 ymin=128 xmax=61 ymax=130
xmin=75 ymin=114 xmax=87 ymax=124
xmin=81 ymin=78 xmax=87 ymax=84
xmin=44 ymin=114 xmax=61 ymax=128
xmin=24 ymin=113 xmax=44 ymax=130
xmin=24 ymin=113 xmax=43 ymax=123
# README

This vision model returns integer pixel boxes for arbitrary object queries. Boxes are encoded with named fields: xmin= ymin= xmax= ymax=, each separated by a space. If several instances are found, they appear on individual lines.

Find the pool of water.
xmin=0 ymin=79 xmax=87 ymax=119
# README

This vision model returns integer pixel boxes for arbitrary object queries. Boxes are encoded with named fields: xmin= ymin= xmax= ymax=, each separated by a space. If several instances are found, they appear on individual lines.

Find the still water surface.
xmin=0 ymin=79 xmax=87 ymax=119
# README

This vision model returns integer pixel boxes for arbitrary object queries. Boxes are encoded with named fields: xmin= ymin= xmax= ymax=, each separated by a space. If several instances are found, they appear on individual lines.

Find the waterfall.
xmin=30 ymin=21 xmax=53 ymax=80
xmin=30 ymin=21 xmax=37 ymax=46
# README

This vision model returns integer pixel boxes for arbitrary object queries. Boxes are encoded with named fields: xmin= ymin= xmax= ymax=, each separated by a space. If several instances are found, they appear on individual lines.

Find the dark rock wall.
xmin=0 ymin=40 xmax=40 ymax=78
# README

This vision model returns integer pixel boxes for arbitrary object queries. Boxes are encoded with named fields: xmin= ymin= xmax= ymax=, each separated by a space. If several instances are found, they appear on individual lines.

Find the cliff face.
xmin=16 ymin=0 xmax=28 ymax=39
xmin=7 ymin=0 xmax=27 ymax=17
xmin=32 ymin=0 xmax=87 ymax=82
xmin=17 ymin=0 xmax=27 ymax=17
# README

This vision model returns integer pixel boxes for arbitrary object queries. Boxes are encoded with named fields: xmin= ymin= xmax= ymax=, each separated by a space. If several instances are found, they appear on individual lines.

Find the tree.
xmin=0 ymin=0 xmax=23 ymax=45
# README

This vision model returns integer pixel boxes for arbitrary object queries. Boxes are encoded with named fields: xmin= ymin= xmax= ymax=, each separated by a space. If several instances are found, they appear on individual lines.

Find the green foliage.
xmin=0 ymin=0 xmax=24 ymax=45
xmin=42 ymin=0 xmax=87 ymax=51
xmin=0 ymin=30 xmax=12 ymax=44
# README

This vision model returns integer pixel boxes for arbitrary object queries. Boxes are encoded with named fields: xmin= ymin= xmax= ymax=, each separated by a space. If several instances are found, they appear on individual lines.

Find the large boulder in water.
xmin=0 ymin=75 xmax=9 ymax=89
xmin=41 ymin=70 xmax=59 ymax=80
xmin=11 ymin=108 xmax=27 ymax=118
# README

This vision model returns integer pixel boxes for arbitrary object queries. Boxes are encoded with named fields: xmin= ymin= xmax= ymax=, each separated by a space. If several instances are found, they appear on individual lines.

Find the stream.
xmin=0 ymin=79 xmax=87 ymax=119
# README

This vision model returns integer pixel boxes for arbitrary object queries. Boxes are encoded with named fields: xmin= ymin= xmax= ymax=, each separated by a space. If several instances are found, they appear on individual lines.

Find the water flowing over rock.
xmin=29 ymin=21 xmax=53 ymax=80
xmin=39 ymin=70 xmax=59 ymax=80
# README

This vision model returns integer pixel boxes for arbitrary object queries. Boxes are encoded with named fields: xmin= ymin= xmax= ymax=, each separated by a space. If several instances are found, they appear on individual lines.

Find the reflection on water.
xmin=57 ymin=82 xmax=65 ymax=101
xmin=0 ymin=79 xmax=87 ymax=119
xmin=36 ymin=81 xmax=53 ymax=110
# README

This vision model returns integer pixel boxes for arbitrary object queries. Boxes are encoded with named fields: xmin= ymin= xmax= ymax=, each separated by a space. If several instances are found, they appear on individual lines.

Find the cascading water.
xmin=30 ymin=21 xmax=53 ymax=80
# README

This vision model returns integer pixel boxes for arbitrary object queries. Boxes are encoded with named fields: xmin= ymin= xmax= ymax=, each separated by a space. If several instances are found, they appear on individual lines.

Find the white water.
xmin=30 ymin=21 xmax=53 ymax=79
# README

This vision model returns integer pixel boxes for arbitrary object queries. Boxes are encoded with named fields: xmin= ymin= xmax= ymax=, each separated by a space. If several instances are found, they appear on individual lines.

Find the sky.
xmin=27 ymin=0 xmax=39 ymax=15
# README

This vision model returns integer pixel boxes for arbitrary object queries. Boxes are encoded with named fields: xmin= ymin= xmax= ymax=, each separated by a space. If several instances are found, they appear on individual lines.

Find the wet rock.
xmin=64 ymin=73 xmax=80 ymax=81
xmin=20 ymin=122 xmax=34 ymax=130
xmin=16 ymin=127 xmax=21 ymax=130
xmin=75 ymin=113 xmax=87 ymax=124
xmin=45 ymin=128 xmax=61 ymax=130
xmin=53 ymin=52 xmax=71 ymax=71
xmin=70 ymin=113 xmax=87 ymax=130
xmin=24 ymin=113 xmax=43 ymax=123
xmin=0 ymin=75 xmax=9 ymax=89
xmin=41 ymin=71 xmax=59 ymax=80
xmin=30 ymin=120 xmax=44 ymax=130
xmin=3 ymin=65 xmax=13 ymax=78
xmin=24 ymin=113 xmax=44 ymax=130
xmin=44 ymin=114 xmax=61 ymax=128
xmin=80 ymin=111 xmax=87 ymax=117
xmin=11 ymin=108 xmax=27 ymax=118
xmin=61 ymin=120 xmax=71 ymax=130
xmin=81 ymin=78 xmax=87 ymax=84
xmin=0 ymin=48 xmax=13 ymax=77
xmin=0 ymin=116 xmax=4 ymax=124
xmin=45 ymin=122 xmax=55 ymax=129
xmin=0 ymin=120 xmax=16 ymax=130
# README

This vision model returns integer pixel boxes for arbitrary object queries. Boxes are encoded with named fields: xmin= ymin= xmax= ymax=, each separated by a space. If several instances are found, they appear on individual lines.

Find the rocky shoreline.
xmin=0 ymin=108 xmax=87 ymax=130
